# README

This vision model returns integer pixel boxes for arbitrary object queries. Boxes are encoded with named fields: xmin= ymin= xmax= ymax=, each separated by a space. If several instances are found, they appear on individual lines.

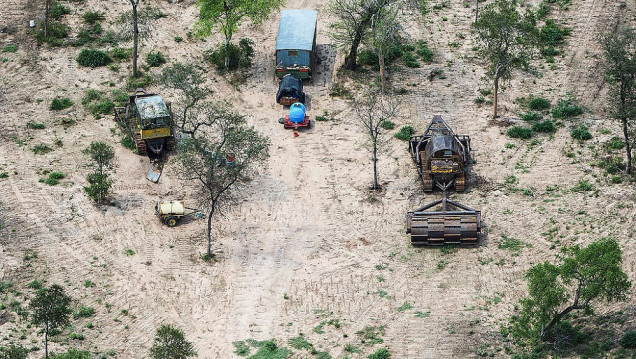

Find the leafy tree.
xmin=29 ymin=285 xmax=72 ymax=359
xmin=149 ymin=325 xmax=197 ymax=359
xmin=368 ymin=4 xmax=403 ymax=91
xmin=173 ymin=107 xmax=270 ymax=256
xmin=0 ymin=344 xmax=28 ymax=359
xmin=83 ymin=142 xmax=115 ymax=204
xmin=508 ymin=238 xmax=631 ymax=348
xmin=117 ymin=2 xmax=161 ymax=77
xmin=600 ymin=27 xmax=636 ymax=174
xmin=49 ymin=348 xmax=92 ymax=359
xmin=472 ymin=0 xmax=537 ymax=117
xmin=329 ymin=0 xmax=396 ymax=71
xmin=195 ymin=0 xmax=284 ymax=69
xmin=354 ymin=88 xmax=400 ymax=190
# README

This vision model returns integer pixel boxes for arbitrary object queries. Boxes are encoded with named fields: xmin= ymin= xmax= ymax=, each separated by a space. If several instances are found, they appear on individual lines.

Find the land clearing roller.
xmin=406 ymin=115 xmax=482 ymax=246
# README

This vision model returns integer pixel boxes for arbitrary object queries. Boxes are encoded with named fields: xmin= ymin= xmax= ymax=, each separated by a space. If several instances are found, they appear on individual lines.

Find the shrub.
xmin=146 ymin=51 xmax=166 ymax=67
xmin=83 ymin=10 xmax=104 ymax=24
xmin=27 ymin=122 xmax=46 ymax=129
xmin=121 ymin=135 xmax=136 ymax=150
xmin=109 ymin=47 xmax=132 ymax=61
xmin=528 ymin=97 xmax=550 ymax=110
xmin=49 ymin=172 xmax=65 ymax=180
xmin=2 ymin=45 xmax=18 ymax=53
xmin=74 ymin=23 xmax=102 ymax=46
xmin=74 ymin=306 xmax=96 ymax=319
xmin=82 ymin=89 xmax=102 ymax=106
xmin=416 ymin=40 xmax=434 ymax=62
xmin=571 ymin=125 xmax=592 ymax=141
xmin=507 ymin=126 xmax=533 ymax=139
xmin=521 ymin=112 xmax=542 ymax=121
xmin=541 ymin=46 xmax=559 ymax=57
xmin=380 ymin=120 xmax=395 ymax=130
xmin=77 ymin=49 xmax=112 ymax=68
xmin=205 ymin=38 xmax=254 ymax=71
xmin=32 ymin=144 xmax=53 ymax=155
xmin=174 ymin=36 xmax=183 ymax=43
xmin=540 ymin=19 xmax=571 ymax=47
xmin=50 ymin=2 xmax=71 ymax=19
xmin=553 ymin=98 xmax=584 ymax=118
xmin=112 ymin=89 xmax=129 ymax=107
xmin=125 ymin=73 xmax=152 ymax=91
xmin=89 ymin=99 xmax=115 ymax=116
xmin=571 ymin=179 xmax=593 ymax=192
xmin=395 ymin=126 xmax=415 ymax=141
xmin=608 ymin=136 xmax=625 ymax=149
xmin=35 ymin=21 xmax=70 ymax=46
xmin=368 ymin=348 xmax=391 ymax=359
xmin=402 ymin=52 xmax=420 ymax=68
xmin=50 ymin=97 xmax=73 ymax=110
xmin=532 ymin=120 xmax=556 ymax=133
xmin=621 ymin=331 xmax=636 ymax=348
xmin=358 ymin=49 xmax=378 ymax=66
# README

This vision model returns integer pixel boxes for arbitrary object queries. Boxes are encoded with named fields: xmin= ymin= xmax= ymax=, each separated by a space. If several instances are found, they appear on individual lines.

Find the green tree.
xmin=195 ymin=0 xmax=284 ymax=69
xmin=472 ymin=0 xmax=537 ymax=117
xmin=83 ymin=142 xmax=115 ymax=204
xmin=0 ymin=344 xmax=28 ymax=359
xmin=368 ymin=4 xmax=402 ymax=91
xmin=173 ymin=107 xmax=270 ymax=257
xmin=509 ymin=238 xmax=631 ymax=347
xmin=600 ymin=27 xmax=636 ymax=174
xmin=29 ymin=285 xmax=72 ymax=359
xmin=149 ymin=324 xmax=197 ymax=359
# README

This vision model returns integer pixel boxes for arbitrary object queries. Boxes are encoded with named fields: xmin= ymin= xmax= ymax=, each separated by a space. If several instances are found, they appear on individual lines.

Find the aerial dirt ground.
xmin=1 ymin=0 xmax=635 ymax=357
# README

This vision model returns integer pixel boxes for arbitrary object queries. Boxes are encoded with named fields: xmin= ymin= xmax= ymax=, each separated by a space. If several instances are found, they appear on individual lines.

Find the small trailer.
xmin=155 ymin=200 xmax=201 ymax=227
xmin=275 ymin=9 xmax=318 ymax=80
xmin=278 ymin=102 xmax=311 ymax=129
xmin=276 ymin=74 xmax=306 ymax=106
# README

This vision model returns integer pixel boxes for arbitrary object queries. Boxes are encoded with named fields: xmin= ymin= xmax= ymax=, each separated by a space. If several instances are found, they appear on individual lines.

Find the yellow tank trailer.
xmin=155 ymin=200 xmax=203 ymax=227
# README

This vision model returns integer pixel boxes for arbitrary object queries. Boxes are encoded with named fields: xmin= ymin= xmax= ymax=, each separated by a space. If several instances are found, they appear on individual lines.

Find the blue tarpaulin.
xmin=275 ymin=10 xmax=317 ymax=51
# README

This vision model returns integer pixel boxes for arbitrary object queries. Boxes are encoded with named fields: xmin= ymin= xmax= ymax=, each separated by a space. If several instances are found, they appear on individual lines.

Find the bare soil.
xmin=0 ymin=0 xmax=635 ymax=358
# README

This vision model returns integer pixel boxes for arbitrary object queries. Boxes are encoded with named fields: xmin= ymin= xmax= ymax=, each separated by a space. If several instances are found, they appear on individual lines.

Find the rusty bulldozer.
xmin=406 ymin=115 xmax=482 ymax=245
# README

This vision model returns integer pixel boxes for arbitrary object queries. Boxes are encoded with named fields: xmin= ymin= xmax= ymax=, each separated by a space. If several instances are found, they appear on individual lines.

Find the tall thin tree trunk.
xmin=475 ymin=0 xmax=479 ymax=22
xmin=224 ymin=37 xmax=231 ymax=69
xmin=372 ymin=145 xmax=378 ymax=190
xmin=624 ymin=118 xmax=632 ymax=173
xmin=44 ymin=329 xmax=48 ymax=359
xmin=378 ymin=51 xmax=386 ymax=92
xmin=493 ymin=76 xmax=499 ymax=118
xmin=206 ymin=203 xmax=215 ymax=257
xmin=131 ymin=0 xmax=139 ymax=78
xmin=44 ymin=0 xmax=51 ymax=38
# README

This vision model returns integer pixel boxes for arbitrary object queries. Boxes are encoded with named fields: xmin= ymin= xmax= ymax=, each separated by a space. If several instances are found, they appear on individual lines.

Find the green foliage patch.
xmin=507 ymin=126 xmax=533 ymax=139
xmin=76 ymin=49 xmax=112 ymax=68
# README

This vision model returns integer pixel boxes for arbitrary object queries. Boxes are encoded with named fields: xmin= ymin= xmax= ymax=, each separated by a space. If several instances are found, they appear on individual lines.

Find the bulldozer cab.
xmin=132 ymin=94 xmax=171 ymax=130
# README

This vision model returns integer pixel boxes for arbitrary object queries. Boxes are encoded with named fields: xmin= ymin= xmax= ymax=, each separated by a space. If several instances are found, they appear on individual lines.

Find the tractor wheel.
xmin=134 ymin=134 xmax=147 ymax=156
xmin=165 ymin=216 xmax=179 ymax=227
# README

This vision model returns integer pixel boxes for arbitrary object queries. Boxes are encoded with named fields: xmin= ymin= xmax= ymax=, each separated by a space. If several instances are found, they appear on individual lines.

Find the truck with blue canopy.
xmin=275 ymin=9 xmax=318 ymax=80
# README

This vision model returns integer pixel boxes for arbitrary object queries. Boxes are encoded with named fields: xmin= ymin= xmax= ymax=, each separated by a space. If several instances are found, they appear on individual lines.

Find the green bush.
xmin=50 ymin=2 xmax=71 ymax=19
xmin=83 ymin=10 xmax=104 ymax=24
xmin=89 ymin=99 xmax=115 ymax=116
xmin=621 ymin=331 xmax=636 ymax=349
xmin=380 ymin=120 xmax=395 ymax=130
xmin=49 ymin=172 xmax=65 ymax=180
xmin=358 ymin=49 xmax=378 ymax=66
xmin=521 ymin=112 xmax=542 ymax=121
xmin=528 ymin=97 xmax=550 ymax=110
xmin=32 ymin=144 xmax=53 ymax=155
xmin=532 ymin=120 xmax=556 ymax=133
xmin=125 ymin=73 xmax=152 ymax=91
xmin=74 ymin=306 xmax=95 ymax=319
xmin=76 ymin=48 xmax=112 ymax=68
xmin=571 ymin=179 xmax=593 ymax=192
xmin=553 ymin=98 xmax=584 ymax=118
xmin=205 ymin=38 xmax=254 ymax=71
xmin=35 ymin=21 xmax=70 ymax=46
xmin=74 ymin=23 xmax=102 ymax=45
xmin=402 ymin=52 xmax=420 ymax=68
xmin=416 ymin=40 xmax=434 ymax=62
xmin=571 ymin=126 xmax=592 ymax=141
xmin=2 ymin=45 xmax=17 ymax=53
xmin=112 ymin=89 xmax=129 ymax=107
xmin=394 ymin=126 xmax=415 ymax=141
xmin=27 ymin=122 xmax=46 ymax=129
xmin=368 ymin=348 xmax=391 ymax=359
xmin=82 ymin=89 xmax=102 ymax=106
xmin=121 ymin=135 xmax=136 ymax=150
xmin=541 ymin=46 xmax=559 ymax=57
xmin=608 ymin=136 xmax=625 ymax=149
xmin=146 ymin=51 xmax=166 ymax=67
xmin=109 ymin=47 xmax=132 ymax=61
xmin=50 ymin=97 xmax=73 ymax=110
xmin=540 ymin=19 xmax=571 ymax=47
xmin=507 ymin=126 xmax=533 ymax=139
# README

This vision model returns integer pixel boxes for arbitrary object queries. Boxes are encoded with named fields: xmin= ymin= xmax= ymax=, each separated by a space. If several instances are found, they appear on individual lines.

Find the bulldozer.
xmin=408 ymin=115 xmax=471 ymax=192
xmin=114 ymin=89 xmax=175 ymax=183
xmin=406 ymin=115 xmax=481 ymax=246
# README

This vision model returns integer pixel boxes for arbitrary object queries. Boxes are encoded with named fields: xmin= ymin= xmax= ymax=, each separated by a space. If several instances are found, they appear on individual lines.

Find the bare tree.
xmin=117 ymin=2 xmax=160 ymax=77
xmin=354 ymin=88 xmax=400 ymax=190
xmin=44 ymin=0 xmax=51 ymax=38
xmin=600 ymin=27 xmax=636 ymax=174
xmin=173 ymin=108 xmax=270 ymax=257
